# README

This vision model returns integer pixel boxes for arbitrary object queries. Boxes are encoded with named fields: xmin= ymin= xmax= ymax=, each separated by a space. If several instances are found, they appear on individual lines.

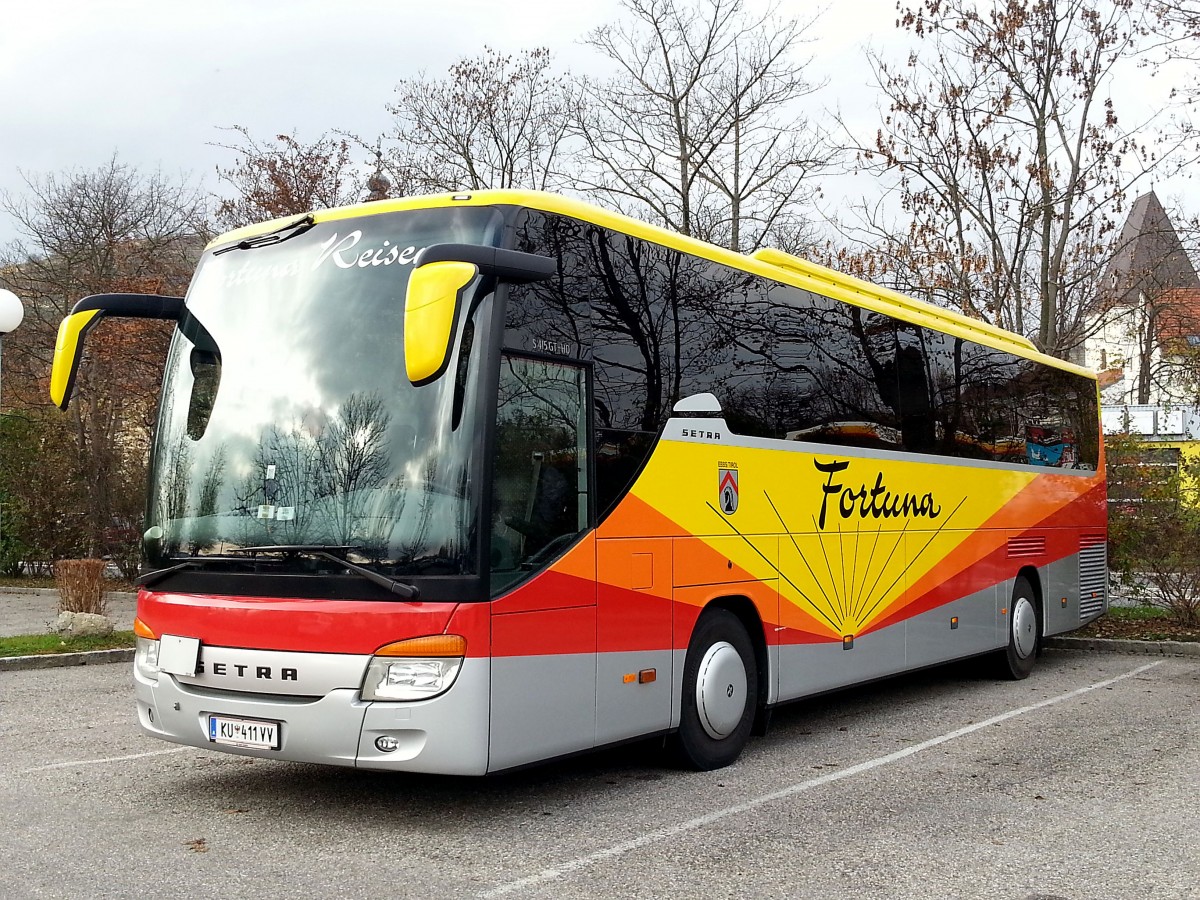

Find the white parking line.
xmin=481 ymin=660 xmax=1163 ymax=898
xmin=20 ymin=746 xmax=193 ymax=774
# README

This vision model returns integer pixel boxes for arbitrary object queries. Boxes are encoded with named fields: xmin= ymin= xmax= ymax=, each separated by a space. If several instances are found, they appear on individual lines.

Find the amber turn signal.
xmin=133 ymin=617 xmax=156 ymax=639
xmin=374 ymin=635 xmax=466 ymax=657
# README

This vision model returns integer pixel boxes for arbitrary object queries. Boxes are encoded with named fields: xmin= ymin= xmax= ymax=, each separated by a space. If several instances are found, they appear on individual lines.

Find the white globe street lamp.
xmin=0 ymin=289 xmax=22 ymax=335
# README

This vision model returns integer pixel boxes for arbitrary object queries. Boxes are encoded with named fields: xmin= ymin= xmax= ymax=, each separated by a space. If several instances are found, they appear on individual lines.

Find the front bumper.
xmin=134 ymin=657 xmax=491 ymax=775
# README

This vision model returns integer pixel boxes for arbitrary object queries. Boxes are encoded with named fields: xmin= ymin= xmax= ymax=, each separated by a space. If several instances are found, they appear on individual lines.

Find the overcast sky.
xmin=0 ymin=0 xmax=1187 ymax=251
xmin=0 ymin=0 xmax=914 ymax=244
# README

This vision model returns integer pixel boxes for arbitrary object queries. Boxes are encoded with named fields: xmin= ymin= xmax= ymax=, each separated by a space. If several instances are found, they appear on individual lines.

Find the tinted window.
xmin=514 ymin=213 xmax=751 ymax=513
xmin=507 ymin=210 xmax=1100 ymax=525
xmin=719 ymin=285 xmax=903 ymax=446
xmin=505 ymin=211 xmax=590 ymax=359
xmin=917 ymin=328 xmax=1099 ymax=469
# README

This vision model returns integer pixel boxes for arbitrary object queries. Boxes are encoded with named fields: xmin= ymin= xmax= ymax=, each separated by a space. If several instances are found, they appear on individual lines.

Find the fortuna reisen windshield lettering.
xmin=314 ymin=231 xmax=423 ymax=270
xmin=208 ymin=232 xmax=427 ymax=289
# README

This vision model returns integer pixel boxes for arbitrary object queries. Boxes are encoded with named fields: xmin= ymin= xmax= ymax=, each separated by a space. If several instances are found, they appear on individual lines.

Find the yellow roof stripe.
xmin=205 ymin=189 xmax=1094 ymax=380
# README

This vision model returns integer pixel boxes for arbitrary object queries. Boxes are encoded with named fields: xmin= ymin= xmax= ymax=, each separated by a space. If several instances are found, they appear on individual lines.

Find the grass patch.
xmin=1077 ymin=605 xmax=1199 ymax=641
xmin=0 ymin=631 xmax=136 ymax=657
xmin=1103 ymin=605 xmax=1170 ymax=621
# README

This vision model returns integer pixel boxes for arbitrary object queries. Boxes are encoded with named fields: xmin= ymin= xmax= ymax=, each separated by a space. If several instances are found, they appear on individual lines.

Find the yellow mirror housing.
xmin=49 ymin=293 xmax=185 ymax=410
xmin=50 ymin=308 xmax=103 ymax=410
xmin=404 ymin=261 xmax=478 ymax=385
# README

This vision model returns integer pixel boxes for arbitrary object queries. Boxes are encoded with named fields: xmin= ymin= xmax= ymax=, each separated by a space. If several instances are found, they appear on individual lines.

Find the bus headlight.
xmin=134 ymin=633 xmax=161 ymax=683
xmin=364 ymin=658 xmax=463 ymax=701
xmin=362 ymin=635 xmax=466 ymax=702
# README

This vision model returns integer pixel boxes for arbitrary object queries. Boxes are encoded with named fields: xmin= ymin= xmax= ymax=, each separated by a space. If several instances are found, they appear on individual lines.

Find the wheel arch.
xmin=698 ymin=595 xmax=769 ymax=715
xmin=1016 ymin=565 xmax=1044 ymax=634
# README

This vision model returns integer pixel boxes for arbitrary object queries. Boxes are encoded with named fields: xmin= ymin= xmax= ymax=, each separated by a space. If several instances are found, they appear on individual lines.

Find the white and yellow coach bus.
xmin=50 ymin=191 xmax=1106 ymax=773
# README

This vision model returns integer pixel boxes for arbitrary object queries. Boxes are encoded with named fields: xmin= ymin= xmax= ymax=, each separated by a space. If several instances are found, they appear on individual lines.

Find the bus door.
xmin=488 ymin=355 xmax=597 ymax=770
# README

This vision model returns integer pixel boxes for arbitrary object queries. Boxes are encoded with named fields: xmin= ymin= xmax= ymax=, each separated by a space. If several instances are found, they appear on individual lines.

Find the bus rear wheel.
xmin=996 ymin=575 xmax=1039 ymax=680
xmin=671 ymin=609 xmax=758 ymax=770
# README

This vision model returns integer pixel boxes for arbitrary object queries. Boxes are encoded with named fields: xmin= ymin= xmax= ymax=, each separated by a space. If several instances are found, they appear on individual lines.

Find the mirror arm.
xmin=414 ymin=244 xmax=556 ymax=283
xmin=71 ymin=293 xmax=184 ymax=320
xmin=51 ymin=293 xmax=187 ymax=411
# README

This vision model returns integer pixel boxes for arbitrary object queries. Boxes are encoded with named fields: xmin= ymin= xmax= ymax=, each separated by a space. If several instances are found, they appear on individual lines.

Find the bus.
xmin=50 ymin=190 xmax=1106 ymax=774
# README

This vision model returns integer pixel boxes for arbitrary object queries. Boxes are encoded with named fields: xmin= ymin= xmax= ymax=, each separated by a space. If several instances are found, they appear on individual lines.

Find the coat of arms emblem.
xmin=719 ymin=467 xmax=739 ymax=514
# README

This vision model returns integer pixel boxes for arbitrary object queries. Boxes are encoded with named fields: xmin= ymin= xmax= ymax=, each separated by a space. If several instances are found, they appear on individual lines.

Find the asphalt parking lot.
xmin=1 ymin=650 xmax=1196 ymax=900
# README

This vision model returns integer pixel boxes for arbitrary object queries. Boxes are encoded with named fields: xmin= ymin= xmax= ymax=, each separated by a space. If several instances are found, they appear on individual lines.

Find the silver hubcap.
xmin=695 ymin=641 xmax=748 ymax=739
xmin=1012 ymin=596 xmax=1037 ymax=659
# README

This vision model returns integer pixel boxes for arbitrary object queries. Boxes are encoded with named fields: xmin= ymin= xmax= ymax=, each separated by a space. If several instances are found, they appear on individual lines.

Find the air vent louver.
xmin=1008 ymin=535 xmax=1046 ymax=558
xmin=1079 ymin=536 xmax=1107 ymax=620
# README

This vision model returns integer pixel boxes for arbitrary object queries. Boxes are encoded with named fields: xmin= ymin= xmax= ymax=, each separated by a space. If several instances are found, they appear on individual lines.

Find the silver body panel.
xmin=358 ymin=660 xmax=491 ymax=775
xmin=595 ymin=649 xmax=674 ymax=747
xmin=905 ymin=583 xmax=1002 ymax=668
xmin=1043 ymin=545 xmax=1109 ymax=635
xmin=777 ymin=620 xmax=910 ymax=702
xmin=489 ymin=651 xmax=596 ymax=771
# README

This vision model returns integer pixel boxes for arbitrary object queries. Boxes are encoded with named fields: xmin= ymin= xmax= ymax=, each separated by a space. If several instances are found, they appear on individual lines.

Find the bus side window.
xmin=490 ymin=355 xmax=589 ymax=592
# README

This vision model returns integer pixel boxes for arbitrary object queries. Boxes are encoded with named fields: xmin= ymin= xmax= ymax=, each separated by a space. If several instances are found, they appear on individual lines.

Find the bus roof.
xmin=209 ymin=189 xmax=1094 ymax=381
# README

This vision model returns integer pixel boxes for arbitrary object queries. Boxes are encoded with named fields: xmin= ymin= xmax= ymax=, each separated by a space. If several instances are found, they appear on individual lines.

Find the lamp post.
xmin=0 ymin=288 xmax=25 ymax=555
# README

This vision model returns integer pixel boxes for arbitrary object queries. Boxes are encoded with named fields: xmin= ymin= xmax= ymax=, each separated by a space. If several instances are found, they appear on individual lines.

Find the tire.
xmin=996 ymin=575 xmax=1039 ymax=680
xmin=670 ymin=608 xmax=758 ymax=770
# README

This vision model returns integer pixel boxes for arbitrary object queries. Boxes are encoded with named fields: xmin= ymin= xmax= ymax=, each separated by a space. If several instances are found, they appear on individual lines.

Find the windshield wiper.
xmin=213 ymin=214 xmax=315 ymax=255
xmin=135 ymin=560 xmax=204 ymax=588
xmin=134 ymin=553 xmax=271 ymax=588
xmin=235 ymin=545 xmax=420 ymax=600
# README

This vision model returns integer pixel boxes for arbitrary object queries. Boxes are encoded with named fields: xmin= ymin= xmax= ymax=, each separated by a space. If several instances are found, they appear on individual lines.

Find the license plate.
xmin=208 ymin=714 xmax=280 ymax=750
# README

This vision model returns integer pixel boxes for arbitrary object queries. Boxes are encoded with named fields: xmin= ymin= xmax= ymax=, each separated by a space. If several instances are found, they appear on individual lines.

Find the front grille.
xmin=1079 ymin=536 xmax=1107 ymax=619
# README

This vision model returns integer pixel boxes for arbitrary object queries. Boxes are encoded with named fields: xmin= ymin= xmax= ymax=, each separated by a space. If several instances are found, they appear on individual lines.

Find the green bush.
xmin=1107 ymin=434 xmax=1200 ymax=627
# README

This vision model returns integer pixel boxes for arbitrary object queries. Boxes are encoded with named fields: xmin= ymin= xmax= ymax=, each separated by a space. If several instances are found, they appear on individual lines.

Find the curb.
xmin=0 ymin=648 xmax=134 ymax=673
xmin=1045 ymin=636 xmax=1200 ymax=657
xmin=0 ymin=587 xmax=136 ymax=599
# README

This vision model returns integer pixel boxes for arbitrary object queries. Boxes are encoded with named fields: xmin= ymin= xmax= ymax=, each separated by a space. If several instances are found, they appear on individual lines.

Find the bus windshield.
xmin=145 ymin=206 xmax=504 ymax=577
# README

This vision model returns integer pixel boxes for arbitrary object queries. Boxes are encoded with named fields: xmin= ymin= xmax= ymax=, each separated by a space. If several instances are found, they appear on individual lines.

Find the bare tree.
xmin=1146 ymin=1 xmax=1200 ymax=92
xmin=212 ymin=126 xmax=365 ymax=232
xmin=382 ymin=47 xmax=578 ymax=193
xmin=0 ymin=155 xmax=204 ymax=566
xmin=1139 ymin=1 xmax=1200 ymax=184
xmin=576 ymin=0 xmax=831 ymax=253
xmin=845 ymin=0 xmax=1168 ymax=357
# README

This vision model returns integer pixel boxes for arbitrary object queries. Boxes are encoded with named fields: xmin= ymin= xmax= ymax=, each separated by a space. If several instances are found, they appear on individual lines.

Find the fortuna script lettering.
xmin=814 ymin=459 xmax=942 ymax=530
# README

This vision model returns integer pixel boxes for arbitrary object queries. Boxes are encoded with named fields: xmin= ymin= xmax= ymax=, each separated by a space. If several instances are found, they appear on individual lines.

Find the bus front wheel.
xmin=997 ymin=575 xmax=1039 ymax=680
xmin=671 ymin=609 xmax=758 ymax=770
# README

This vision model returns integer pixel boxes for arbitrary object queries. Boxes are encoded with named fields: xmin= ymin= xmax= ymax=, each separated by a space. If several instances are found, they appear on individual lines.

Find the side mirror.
xmin=51 ymin=293 xmax=183 ymax=410
xmin=404 ymin=261 xmax=479 ymax=386
xmin=404 ymin=244 xmax=556 ymax=386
